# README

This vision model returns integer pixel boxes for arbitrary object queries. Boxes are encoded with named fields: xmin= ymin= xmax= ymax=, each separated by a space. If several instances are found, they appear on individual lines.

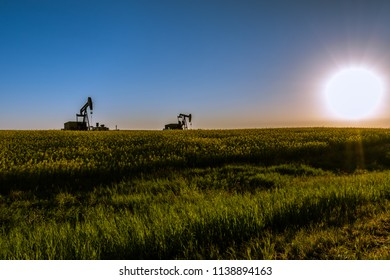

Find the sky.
xmin=1 ymin=0 xmax=390 ymax=130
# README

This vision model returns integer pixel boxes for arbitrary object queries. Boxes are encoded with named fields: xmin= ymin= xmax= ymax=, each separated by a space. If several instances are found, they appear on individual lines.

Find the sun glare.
xmin=324 ymin=67 xmax=384 ymax=120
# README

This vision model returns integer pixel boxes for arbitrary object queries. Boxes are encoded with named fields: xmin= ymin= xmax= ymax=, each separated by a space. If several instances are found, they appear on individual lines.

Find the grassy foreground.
xmin=0 ymin=128 xmax=390 ymax=259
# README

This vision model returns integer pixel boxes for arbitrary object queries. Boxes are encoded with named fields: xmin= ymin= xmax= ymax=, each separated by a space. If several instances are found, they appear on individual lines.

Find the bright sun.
xmin=324 ymin=67 xmax=384 ymax=120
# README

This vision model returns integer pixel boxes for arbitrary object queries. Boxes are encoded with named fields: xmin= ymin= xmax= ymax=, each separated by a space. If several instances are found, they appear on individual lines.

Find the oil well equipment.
xmin=64 ymin=97 xmax=109 ymax=131
xmin=164 ymin=113 xmax=192 ymax=130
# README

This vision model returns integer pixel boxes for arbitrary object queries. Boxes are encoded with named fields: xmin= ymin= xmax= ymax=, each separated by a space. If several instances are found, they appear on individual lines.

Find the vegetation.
xmin=1 ymin=128 xmax=390 ymax=259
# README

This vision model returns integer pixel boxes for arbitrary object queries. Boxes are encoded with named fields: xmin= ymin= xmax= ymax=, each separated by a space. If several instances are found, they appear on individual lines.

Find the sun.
xmin=324 ymin=67 xmax=384 ymax=120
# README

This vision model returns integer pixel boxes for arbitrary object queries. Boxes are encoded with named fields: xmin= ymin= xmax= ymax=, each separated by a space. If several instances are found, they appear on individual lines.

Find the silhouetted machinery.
xmin=92 ymin=122 xmax=109 ymax=131
xmin=164 ymin=113 xmax=192 ymax=130
xmin=64 ymin=97 xmax=109 ymax=131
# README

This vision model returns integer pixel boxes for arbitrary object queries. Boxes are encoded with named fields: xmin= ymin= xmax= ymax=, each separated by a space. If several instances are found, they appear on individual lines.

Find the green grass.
xmin=1 ymin=128 xmax=390 ymax=259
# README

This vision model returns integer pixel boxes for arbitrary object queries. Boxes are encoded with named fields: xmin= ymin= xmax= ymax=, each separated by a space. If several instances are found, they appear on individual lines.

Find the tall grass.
xmin=1 ymin=165 xmax=390 ymax=259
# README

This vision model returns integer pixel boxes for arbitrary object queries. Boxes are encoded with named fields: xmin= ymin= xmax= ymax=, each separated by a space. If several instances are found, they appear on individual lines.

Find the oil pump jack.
xmin=164 ymin=113 xmax=192 ymax=130
xmin=64 ymin=97 xmax=93 ymax=130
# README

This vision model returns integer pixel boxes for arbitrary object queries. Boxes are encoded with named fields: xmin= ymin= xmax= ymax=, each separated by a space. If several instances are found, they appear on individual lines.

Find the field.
xmin=1 ymin=128 xmax=390 ymax=260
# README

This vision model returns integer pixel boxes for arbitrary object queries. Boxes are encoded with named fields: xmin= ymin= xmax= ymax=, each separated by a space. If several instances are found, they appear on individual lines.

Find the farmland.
xmin=1 ymin=128 xmax=390 ymax=259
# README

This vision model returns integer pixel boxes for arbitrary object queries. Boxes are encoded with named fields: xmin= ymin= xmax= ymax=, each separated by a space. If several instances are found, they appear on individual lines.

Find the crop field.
xmin=1 ymin=128 xmax=390 ymax=260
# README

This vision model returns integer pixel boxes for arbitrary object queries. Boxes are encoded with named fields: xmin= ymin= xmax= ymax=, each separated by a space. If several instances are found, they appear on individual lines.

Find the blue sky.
xmin=1 ymin=0 xmax=390 ymax=129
